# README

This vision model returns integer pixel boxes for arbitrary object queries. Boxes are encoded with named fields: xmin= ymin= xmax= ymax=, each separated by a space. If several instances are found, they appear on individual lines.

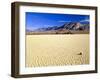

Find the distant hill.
xmin=26 ymin=22 xmax=89 ymax=34
xmin=34 ymin=22 xmax=89 ymax=31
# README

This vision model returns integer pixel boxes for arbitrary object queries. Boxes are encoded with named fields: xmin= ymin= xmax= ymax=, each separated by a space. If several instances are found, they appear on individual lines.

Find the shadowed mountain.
xmin=34 ymin=22 xmax=89 ymax=31
xmin=26 ymin=22 xmax=89 ymax=34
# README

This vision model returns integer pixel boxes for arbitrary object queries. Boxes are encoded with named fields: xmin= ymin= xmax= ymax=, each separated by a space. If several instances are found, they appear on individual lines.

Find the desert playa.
xmin=26 ymin=34 xmax=89 ymax=67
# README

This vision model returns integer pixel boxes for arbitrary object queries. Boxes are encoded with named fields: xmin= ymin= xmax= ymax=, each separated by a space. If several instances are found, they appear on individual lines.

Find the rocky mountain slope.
xmin=33 ymin=22 xmax=89 ymax=32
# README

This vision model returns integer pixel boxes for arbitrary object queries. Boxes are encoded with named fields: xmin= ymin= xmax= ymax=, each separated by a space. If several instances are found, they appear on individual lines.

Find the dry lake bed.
xmin=25 ymin=34 xmax=89 ymax=67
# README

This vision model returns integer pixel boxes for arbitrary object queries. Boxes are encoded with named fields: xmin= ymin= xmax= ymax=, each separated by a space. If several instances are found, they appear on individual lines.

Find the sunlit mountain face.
xmin=26 ymin=12 xmax=90 ymax=32
xmin=31 ymin=22 xmax=89 ymax=32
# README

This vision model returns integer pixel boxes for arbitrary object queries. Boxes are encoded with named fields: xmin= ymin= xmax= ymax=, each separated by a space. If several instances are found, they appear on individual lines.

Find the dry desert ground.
xmin=25 ymin=34 xmax=89 ymax=67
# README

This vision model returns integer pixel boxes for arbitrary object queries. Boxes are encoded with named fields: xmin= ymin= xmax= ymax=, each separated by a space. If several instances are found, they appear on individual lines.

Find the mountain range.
xmin=27 ymin=22 xmax=89 ymax=32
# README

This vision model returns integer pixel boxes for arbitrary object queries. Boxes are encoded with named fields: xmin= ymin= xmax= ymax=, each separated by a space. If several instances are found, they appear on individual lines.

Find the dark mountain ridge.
xmin=32 ymin=22 xmax=89 ymax=32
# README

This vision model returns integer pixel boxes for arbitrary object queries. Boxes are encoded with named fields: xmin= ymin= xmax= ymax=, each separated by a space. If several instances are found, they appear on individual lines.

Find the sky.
xmin=26 ymin=12 xmax=89 ymax=30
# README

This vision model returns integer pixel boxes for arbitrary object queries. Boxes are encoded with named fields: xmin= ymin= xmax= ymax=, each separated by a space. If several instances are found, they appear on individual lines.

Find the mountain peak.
xmin=27 ymin=22 xmax=89 ymax=33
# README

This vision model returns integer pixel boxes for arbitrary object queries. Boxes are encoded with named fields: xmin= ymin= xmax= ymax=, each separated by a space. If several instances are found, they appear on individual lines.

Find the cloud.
xmin=80 ymin=19 xmax=89 ymax=22
xmin=58 ymin=20 xmax=71 ymax=22
xmin=58 ymin=20 xmax=73 ymax=23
